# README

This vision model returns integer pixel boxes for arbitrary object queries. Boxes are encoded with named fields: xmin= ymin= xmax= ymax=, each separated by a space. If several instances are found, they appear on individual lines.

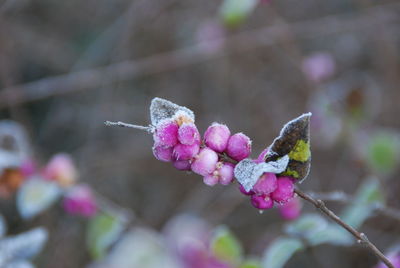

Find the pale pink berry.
xmin=63 ymin=184 xmax=97 ymax=217
xmin=226 ymin=133 xmax=251 ymax=161
xmin=278 ymin=196 xmax=302 ymax=220
xmin=204 ymin=123 xmax=231 ymax=153
xmin=301 ymin=52 xmax=335 ymax=83
xmin=251 ymin=194 xmax=274 ymax=210
xmin=218 ymin=163 xmax=234 ymax=185
xmin=252 ymin=172 xmax=277 ymax=195
xmin=43 ymin=153 xmax=78 ymax=187
xmin=203 ymin=174 xmax=219 ymax=186
xmin=178 ymin=123 xmax=200 ymax=145
xmin=173 ymin=160 xmax=192 ymax=171
xmin=271 ymin=177 xmax=295 ymax=204
xmin=173 ymin=143 xmax=200 ymax=161
xmin=239 ymin=184 xmax=255 ymax=196
xmin=153 ymin=120 xmax=179 ymax=147
xmin=153 ymin=145 xmax=174 ymax=162
xmin=191 ymin=148 xmax=218 ymax=176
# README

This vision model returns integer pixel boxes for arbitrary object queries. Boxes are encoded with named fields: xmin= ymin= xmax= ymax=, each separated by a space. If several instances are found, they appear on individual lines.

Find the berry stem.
xmin=104 ymin=121 xmax=153 ymax=133
xmin=295 ymin=188 xmax=394 ymax=268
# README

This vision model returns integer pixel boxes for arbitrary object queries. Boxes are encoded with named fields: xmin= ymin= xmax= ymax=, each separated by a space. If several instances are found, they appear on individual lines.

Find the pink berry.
xmin=278 ymin=196 xmax=302 ymax=220
xmin=43 ymin=153 xmax=78 ymax=187
xmin=204 ymin=123 xmax=231 ymax=153
xmin=191 ymin=148 xmax=218 ymax=176
xmin=271 ymin=177 xmax=295 ymax=204
xmin=63 ymin=184 xmax=97 ymax=217
xmin=153 ymin=145 xmax=174 ymax=162
xmin=173 ymin=143 xmax=200 ymax=161
xmin=255 ymin=148 xmax=269 ymax=163
xmin=173 ymin=160 xmax=192 ymax=171
xmin=178 ymin=123 xmax=200 ymax=145
xmin=218 ymin=162 xmax=234 ymax=185
xmin=252 ymin=172 xmax=277 ymax=195
xmin=251 ymin=194 xmax=274 ymax=210
xmin=226 ymin=133 xmax=251 ymax=161
xmin=153 ymin=120 xmax=179 ymax=147
xmin=239 ymin=184 xmax=255 ymax=196
xmin=203 ymin=174 xmax=219 ymax=186
xmin=20 ymin=159 xmax=36 ymax=177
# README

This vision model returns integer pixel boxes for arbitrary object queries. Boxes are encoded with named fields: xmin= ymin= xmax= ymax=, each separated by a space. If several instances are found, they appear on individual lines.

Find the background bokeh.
xmin=0 ymin=0 xmax=400 ymax=267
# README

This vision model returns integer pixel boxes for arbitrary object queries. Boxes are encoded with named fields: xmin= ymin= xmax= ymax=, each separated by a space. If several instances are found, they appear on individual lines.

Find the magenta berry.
xmin=153 ymin=145 xmax=174 ymax=162
xmin=204 ymin=123 xmax=231 ymax=153
xmin=178 ymin=123 xmax=200 ymax=145
xmin=153 ymin=120 xmax=179 ymax=147
xmin=218 ymin=162 xmax=234 ymax=185
xmin=271 ymin=177 xmax=295 ymax=204
xmin=173 ymin=143 xmax=200 ymax=161
xmin=252 ymin=172 xmax=277 ymax=195
xmin=255 ymin=148 xmax=269 ymax=164
xmin=239 ymin=184 xmax=255 ymax=196
xmin=203 ymin=174 xmax=219 ymax=186
xmin=173 ymin=160 xmax=192 ymax=171
xmin=191 ymin=148 xmax=218 ymax=176
xmin=278 ymin=196 xmax=302 ymax=220
xmin=226 ymin=133 xmax=251 ymax=161
xmin=251 ymin=194 xmax=274 ymax=210
xmin=63 ymin=184 xmax=97 ymax=217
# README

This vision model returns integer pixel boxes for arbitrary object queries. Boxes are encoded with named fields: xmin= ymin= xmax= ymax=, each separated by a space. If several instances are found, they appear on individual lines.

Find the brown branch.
xmin=295 ymin=188 xmax=394 ymax=268
xmin=0 ymin=3 xmax=399 ymax=108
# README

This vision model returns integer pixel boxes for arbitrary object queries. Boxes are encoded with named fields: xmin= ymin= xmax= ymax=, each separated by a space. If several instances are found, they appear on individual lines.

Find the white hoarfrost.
xmin=150 ymin=98 xmax=195 ymax=127
xmin=234 ymin=155 xmax=289 ymax=192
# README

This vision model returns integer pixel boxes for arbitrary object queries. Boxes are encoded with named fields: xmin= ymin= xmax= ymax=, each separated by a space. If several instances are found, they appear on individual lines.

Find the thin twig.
xmin=295 ymin=188 xmax=394 ymax=268
xmin=104 ymin=121 xmax=153 ymax=133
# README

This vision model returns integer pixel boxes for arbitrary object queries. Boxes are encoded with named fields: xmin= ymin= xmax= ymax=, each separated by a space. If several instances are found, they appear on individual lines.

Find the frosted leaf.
xmin=0 ymin=227 xmax=48 ymax=263
xmin=0 ymin=214 xmax=6 ymax=238
xmin=150 ymin=98 xmax=195 ymax=127
xmin=264 ymin=113 xmax=312 ymax=183
xmin=0 ymin=150 xmax=22 ymax=174
xmin=0 ymin=120 xmax=31 ymax=160
xmin=17 ymin=177 xmax=61 ymax=219
xmin=234 ymin=155 xmax=289 ymax=192
xmin=4 ymin=260 xmax=34 ymax=268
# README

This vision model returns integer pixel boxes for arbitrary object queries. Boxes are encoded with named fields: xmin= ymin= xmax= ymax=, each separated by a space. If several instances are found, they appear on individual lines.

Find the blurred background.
xmin=0 ymin=0 xmax=400 ymax=267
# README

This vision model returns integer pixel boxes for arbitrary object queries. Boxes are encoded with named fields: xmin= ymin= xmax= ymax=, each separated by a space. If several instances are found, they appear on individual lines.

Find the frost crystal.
xmin=150 ymin=98 xmax=195 ymax=127
xmin=234 ymin=155 xmax=289 ymax=192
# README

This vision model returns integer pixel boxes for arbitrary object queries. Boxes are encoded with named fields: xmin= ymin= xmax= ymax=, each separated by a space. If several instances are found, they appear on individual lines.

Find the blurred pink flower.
xmin=20 ymin=159 xmax=37 ymax=177
xmin=302 ymin=52 xmax=335 ymax=83
xmin=63 ymin=184 xmax=97 ymax=217
xmin=43 ymin=153 xmax=78 ymax=187
xmin=375 ymin=250 xmax=400 ymax=268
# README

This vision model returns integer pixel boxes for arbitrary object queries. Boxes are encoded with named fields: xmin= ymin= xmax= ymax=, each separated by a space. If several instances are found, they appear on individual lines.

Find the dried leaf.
xmin=265 ymin=113 xmax=312 ymax=182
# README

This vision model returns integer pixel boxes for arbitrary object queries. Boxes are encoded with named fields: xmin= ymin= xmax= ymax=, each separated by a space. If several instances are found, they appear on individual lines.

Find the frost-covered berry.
xmin=252 ymin=172 xmax=277 ymax=195
xmin=203 ymin=174 xmax=219 ymax=186
xmin=173 ymin=143 xmax=200 ymax=161
xmin=204 ymin=123 xmax=231 ymax=153
xmin=173 ymin=160 xmax=192 ymax=171
xmin=239 ymin=184 xmax=255 ymax=196
xmin=153 ymin=120 xmax=179 ymax=147
xmin=271 ymin=177 xmax=295 ymax=204
xmin=178 ymin=123 xmax=200 ymax=145
xmin=251 ymin=194 xmax=274 ymax=210
xmin=226 ymin=133 xmax=251 ymax=161
xmin=278 ymin=196 xmax=302 ymax=220
xmin=218 ymin=162 xmax=234 ymax=185
xmin=153 ymin=145 xmax=174 ymax=162
xmin=191 ymin=148 xmax=218 ymax=176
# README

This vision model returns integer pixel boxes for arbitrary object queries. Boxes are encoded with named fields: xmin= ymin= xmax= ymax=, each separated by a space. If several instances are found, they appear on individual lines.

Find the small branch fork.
xmin=104 ymin=120 xmax=394 ymax=268
xmin=295 ymin=189 xmax=394 ymax=268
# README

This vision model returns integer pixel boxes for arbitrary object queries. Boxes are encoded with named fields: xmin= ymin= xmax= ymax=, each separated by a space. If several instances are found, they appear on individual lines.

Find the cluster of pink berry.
xmin=151 ymin=111 xmax=295 ymax=211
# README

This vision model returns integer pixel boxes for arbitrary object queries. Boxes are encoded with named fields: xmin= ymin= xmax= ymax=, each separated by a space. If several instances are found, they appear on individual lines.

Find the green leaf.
xmin=210 ymin=226 xmax=243 ymax=265
xmin=341 ymin=178 xmax=385 ymax=229
xmin=366 ymin=132 xmax=400 ymax=174
xmin=285 ymin=213 xmax=327 ymax=238
xmin=219 ymin=0 xmax=258 ymax=26
xmin=262 ymin=237 xmax=304 ymax=268
xmin=240 ymin=259 xmax=262 ymax=268
xmin=87 ymin=212 xmax=126 ymax=259
xmin=308 ymin=224 xmax=353 ymax=246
